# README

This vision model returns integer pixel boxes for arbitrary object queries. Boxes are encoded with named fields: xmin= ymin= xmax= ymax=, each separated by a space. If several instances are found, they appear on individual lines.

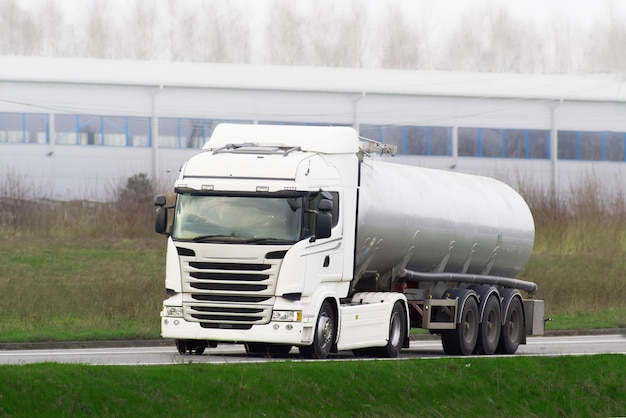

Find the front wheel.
xmin=175 ymin=339 xmax=207 ymax=355
xmin=245 ymin=343 xmax=293 ymax=357
xmin=299 ymin=300 xmax=335 ymax=359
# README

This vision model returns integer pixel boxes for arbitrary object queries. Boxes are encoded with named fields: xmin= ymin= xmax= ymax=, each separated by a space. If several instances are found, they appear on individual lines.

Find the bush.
xmin=113 ymin=173 xmax=157 ymax=237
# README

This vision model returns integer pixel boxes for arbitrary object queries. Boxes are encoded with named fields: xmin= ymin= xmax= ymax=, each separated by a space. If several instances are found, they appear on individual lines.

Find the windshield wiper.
xmin=190 ymin=234 xmax=246 ymax=242
xmin=242 ymin=238 xmax=295 ymax=245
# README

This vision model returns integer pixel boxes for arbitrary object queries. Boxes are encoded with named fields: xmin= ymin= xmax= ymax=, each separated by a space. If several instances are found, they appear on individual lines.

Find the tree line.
xmin=1 ymin=0 xmax=624 ymax=73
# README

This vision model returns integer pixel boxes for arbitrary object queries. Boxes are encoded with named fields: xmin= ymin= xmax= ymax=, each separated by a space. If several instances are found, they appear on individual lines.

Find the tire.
xmin=299 ymin=300 xmax=335 ymax=359
xmin=245 ymin=343 xmax=293 ymax=357
xmin=175 ymin=339 xmax=187 ymax=355
xmin=176 ymin=339 xmax=207 ymax=355
xmin=475 ymin=294 xmax=501 ymax=355
xmin=440 ymin=296 xmax=479 ymax=356
xmin=267 ymin=344 xmax=293 ymax=357
xmin=244 ymin=342 xmax=268 ymax=355
xmin=379 ymin=301 xmax=406 ymax=358
xmin=497 ymin=296 xmax=524 ymax=354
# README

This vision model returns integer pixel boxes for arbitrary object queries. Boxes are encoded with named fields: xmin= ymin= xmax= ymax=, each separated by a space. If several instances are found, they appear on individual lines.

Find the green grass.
xmin=0 ymin=355 xmax=624 ymax=417
xmin=1 ymin=236 xmax=624 ymax=343
xmin=0 ymin=236 xmax=164 ymax=342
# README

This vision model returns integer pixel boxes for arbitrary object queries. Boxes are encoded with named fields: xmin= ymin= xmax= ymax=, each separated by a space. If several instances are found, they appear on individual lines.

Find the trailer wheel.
xmin=299 ymin=300 xmax=335 ymax=359
xmin=475 ymin=294 xmax=501 ymax=355
xmin=379 ymin=301 xmax=406 ymax=358
xmin=441 ymin=296 xmax=479 ymax=356
xmin=497 ymin=296 xmax=524 ymax=354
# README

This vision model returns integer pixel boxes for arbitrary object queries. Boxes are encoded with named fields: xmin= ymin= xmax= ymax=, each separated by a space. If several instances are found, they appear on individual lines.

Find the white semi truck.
xmin=155 ymin=123 xmax=544 ymax=358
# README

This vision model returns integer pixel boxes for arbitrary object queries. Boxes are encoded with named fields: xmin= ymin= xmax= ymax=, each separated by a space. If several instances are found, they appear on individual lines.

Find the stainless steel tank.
xmin=355 ymin=159 xmax=534 ymax=280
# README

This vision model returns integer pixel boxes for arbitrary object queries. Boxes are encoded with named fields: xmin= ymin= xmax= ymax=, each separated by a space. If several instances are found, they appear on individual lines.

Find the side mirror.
xmin=154 ymin=195 xmax=168 ymax=235
xmin=314 ymin=198 xmax=333 ymax=239
xmin=154 ymin=195 xmax=167 ymax=206
xmin=155 ymin=206 xmax=168 ymax=235
xmin=318 ymin=198 xmax=333 ymax=212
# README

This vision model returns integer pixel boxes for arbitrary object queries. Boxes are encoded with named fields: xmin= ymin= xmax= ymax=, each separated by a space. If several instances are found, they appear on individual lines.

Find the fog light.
xmin=165 ymin=306 xmax=183 ymax=317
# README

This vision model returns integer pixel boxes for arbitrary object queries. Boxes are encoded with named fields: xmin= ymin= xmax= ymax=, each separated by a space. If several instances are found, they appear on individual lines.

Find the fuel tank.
xmin=354 ymin=159 xmax=534 ymax=280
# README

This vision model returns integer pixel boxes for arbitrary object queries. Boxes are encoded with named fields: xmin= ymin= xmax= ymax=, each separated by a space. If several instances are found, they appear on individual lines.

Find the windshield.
xmin=172 ymin=194 xmax=304 ymax=243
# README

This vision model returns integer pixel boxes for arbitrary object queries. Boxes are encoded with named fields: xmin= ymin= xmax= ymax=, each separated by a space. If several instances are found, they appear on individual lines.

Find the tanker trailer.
xmin=155 ymin=123 xmax=543 ymax=358
xmin=353 ymin=152 xmax=539 ymax=355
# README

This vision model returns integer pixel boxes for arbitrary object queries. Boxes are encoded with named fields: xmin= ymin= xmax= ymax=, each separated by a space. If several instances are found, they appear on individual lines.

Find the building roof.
xmin=2 ymin=56 xmax=626 ymax=103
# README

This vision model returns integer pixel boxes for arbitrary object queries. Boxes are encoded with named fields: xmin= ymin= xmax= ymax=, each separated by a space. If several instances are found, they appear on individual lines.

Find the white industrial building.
xmin=1 ymin=55 xmax=625 ymax=201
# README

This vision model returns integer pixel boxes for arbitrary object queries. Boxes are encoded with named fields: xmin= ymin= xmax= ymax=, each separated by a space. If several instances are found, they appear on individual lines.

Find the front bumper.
xmin=161 ymin=315 xmax=313 ymax=345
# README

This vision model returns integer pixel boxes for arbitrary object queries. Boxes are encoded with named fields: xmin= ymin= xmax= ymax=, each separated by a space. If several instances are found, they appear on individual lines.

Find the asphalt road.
xmin=1 ymin=334 xmax=624 ymax=366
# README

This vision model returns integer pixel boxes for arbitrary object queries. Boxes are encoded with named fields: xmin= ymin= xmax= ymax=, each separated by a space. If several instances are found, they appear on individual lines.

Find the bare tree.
xmin=378 ymin=5 xmax=421 ymax=69
xmin=1 ymin=0 xmax=625 ymax=74
xmin=36 ymin=0 xmax=65 ymax=56
xmin=586 ymin=13 xmax=626 ymax=73
xmin=266 ymin=0 xmax=309 ymax=66
xmin=126 ymin=0 xmax=164 ymax=60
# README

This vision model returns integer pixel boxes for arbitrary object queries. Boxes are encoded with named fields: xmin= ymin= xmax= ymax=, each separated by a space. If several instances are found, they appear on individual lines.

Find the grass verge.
xmin=1 ymin=235 xmax=625 ymax=342
xmin=0 ymin=355 xmax=624 ymax=417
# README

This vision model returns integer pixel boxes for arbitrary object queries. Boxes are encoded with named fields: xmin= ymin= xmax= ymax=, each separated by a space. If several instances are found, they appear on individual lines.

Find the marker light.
xmin=202 ymin=184 xmax=214 ymax=191
xmin=256 ymin=186 xmax=270 ymax=192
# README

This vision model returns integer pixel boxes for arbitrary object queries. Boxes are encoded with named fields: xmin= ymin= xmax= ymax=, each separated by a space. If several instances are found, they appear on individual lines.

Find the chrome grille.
xmin=180 ymin=253 xmax=282 ymax=326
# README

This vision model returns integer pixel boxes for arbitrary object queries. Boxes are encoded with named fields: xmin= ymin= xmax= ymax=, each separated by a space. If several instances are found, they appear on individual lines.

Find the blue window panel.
xmin=127 ymin=116 xmax=150 ymax=147
xmin=604 ymin=131 xmax=625 ymax=161
xmin=22 ymin=113 xmax=26 ymax=143
xmin=458 ymin=127 xmax=479 ymax=157
xmin=125 ymin=117 xmax=130 ymax=146
xmin=525 ymin=130 xmax=529 ymax=159
xmin=480 ymin=128 xmax=502 ymax=158
xmin=380 ymin=125 xmax=403 ymax=153
xmin=579 ymin=131 xmax=603 ymax=160
xmin=557 ymin=131 xmax=576 ymax=159
xmin=402 ymin=126 xmax=407 ymax=155
xmin=78 ymin=115 xmax=102 ymax=145
xmin=178 ymin=118 xmax=183 ymax=148
xmin=54 ymin=114 xmax=79 ymax=145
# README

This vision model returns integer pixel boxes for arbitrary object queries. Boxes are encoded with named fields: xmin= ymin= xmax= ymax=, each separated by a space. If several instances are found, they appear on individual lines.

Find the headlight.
xmin=165 ymin=306 xmax=183 ymax=317
xmin=271 ymin=310 xmax=302 ymax=322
